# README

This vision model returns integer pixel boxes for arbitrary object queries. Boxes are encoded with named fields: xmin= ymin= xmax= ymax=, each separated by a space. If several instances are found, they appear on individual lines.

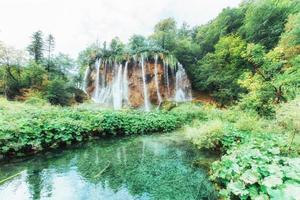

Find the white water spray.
xmin=154 ymin=54 xmax=162 ymax=105
xmin=163 ymin=60 xmax=170 ymax=97
xmin=175 ymin=63 xmax=192 ymax=102
xmin=83 ymin=66 xmax=90 ymax=93
xmin=92 ymin=59 xmax=101 ymax=102
xmin=141 ymin=55 xmax=150 ymax=111
xmin=112 ymin=63 xmax=123 ymax=110
xmin=123 ymin=61 xmax=129 ymax=106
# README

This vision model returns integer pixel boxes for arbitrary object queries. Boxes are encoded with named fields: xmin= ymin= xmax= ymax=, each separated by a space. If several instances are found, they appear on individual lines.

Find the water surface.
xmin=0 ymin=133 xmax=217 ymax=200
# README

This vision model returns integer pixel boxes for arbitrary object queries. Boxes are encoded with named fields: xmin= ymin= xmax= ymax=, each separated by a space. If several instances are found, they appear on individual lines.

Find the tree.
xmin=0 ymin=42 xmax=26 ymax=98
xmin=45 ymin=34 xmax=55 ymax=71
xmin=194 ymin=7 xmax=245 ymax=58
xmin=22 ymin=61 xmax=47 ymax=89
xmin=150 ymin=18 xmax=177 ymax=51
xmin=238 ymin=14 xmax=300 ymax=116
xmin=109 ymin=37 xmax=125 ymax=56
xmin=27 ymin=31 xmax=44 ymax=63
xmin=241 ymin=0 xmax=289 ymax=50
xmin=53 ymin=53 xmax=75 ymax=76
xmin=128 ymin=35 xmax=147 ymax=52
xmin=194 ymin=35 xmax=249 ymax=105
xmin=45 ymin=77 xmax=72 ymax=106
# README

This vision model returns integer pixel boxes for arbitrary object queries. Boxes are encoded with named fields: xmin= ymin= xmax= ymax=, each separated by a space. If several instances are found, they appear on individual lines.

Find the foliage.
xmin=45 ymin=34 xmax=55 ymax=72
xmin=194 ymin=7 xmax=245 ymax=57
xmin=128 ymin=34 xmax=147 ymax=52
xmin=150 ymin=18 xmax=177 ymax=51
xmin=194 ymin=35 xmax=249 ymax=105
xmin=241 ymin=0 xmax=290 ymax=50
xmin=27 ymin=31 xmax=44 ymax=63
xmin=183 ymin=96 xmax=300 ymax=199
xmin=0 ymin=99 xmax=185 ymax=157
xmin=44 ymin=78 xmax=72 ymax=106
xmin=238 ymin=11 xmax=300 ymax=116
xmin=1 ymin=30 xmax=79 ymax=105
xmin=22 ymin=61 xmax=47 ymax=89
xmin=211 ymin=135 xmax=300 ymax=200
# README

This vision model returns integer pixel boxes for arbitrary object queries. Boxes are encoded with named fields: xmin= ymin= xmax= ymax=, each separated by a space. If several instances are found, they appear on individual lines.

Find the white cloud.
xmin=0 ymin=0 xmax=241 ymax=58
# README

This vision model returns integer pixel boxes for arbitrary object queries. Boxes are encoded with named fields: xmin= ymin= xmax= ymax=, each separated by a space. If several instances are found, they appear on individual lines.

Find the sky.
xmin=0 ymin=0 xmax=242 ymax=58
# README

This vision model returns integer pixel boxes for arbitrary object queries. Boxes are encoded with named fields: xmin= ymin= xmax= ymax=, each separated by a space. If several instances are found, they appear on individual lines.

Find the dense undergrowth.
xmin=0 ymin=98 xmax=184 ymax=157
xmin=184 ymin=97 xmax=300 ymax=199
xmin=1 ymin=97 xmax=299 ymax=199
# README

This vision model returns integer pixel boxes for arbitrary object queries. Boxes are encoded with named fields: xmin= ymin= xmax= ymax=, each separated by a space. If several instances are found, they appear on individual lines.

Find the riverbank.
xmin=0 ymin=98 xmax=188 ymax=159
xmin=183 ymin=97 xmax=300 ymax=199
xmin=1 ymin=97 xmax=299 ymax=199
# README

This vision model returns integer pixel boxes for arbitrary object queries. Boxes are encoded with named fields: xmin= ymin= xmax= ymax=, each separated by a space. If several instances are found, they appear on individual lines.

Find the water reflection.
xmin=0 ymin=134 xmax=217 ymax=200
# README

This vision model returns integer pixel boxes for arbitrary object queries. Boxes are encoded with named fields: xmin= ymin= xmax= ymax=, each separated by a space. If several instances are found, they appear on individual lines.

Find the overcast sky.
xmin=0 ymin=0 xmax=242 ymax=58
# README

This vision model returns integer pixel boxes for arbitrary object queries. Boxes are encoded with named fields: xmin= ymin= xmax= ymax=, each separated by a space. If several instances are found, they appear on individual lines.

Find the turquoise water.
xmin=0 ymin=133 xmax=217 ymax=200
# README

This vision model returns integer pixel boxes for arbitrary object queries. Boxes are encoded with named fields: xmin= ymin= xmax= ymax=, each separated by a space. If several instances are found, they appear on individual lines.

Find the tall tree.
xmin=27 ymin=31 xmax=44 ymax=63
xmin=241 ymin=0 xmax=289 ymax=50
xmin=150 ymin=18 xmax=177 ymax=51
xmin=128 ymin=34 xmax=147 ymax=52
xmin=45 ymin=34 xmax=55 ymax=71
xmin=0 ymin=42 xmax=26 ymax=98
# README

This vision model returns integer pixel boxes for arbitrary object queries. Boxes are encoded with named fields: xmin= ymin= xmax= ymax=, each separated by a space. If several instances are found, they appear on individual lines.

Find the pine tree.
xmin=45 ymin=34 xmax=55 ymax=71
xmin=27 ymin=31 xmax=44 ymax=63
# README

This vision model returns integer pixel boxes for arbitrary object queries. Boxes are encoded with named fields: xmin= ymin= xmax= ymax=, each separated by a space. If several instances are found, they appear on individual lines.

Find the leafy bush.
xmin=0 ymin=99 xmax=185 ymax=157
xmin=210 ymin=135 xmax=300 ymax=200
xmin=170 ymin=102 xmax=208 ymax=121
xmin=184 ymin=97 xmax=300 ymax=199
xmin=185 ymin=120 xmax=226 ymax=150
xmin=45 ymin=78 xmax=72 ymax=106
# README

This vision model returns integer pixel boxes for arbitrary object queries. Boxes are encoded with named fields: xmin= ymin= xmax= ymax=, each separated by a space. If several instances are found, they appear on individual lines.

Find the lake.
xmin=0 ymin=133 xmax=217 ymax=200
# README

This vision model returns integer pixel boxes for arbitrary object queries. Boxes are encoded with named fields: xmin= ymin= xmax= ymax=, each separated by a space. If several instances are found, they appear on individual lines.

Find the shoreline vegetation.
xmin=0 ymin=98 xmax=186 ymax=159
xmin=1 ymin=96 xmax=299 ymax=199
xmin=0 ymin=0 xmax=299 ymax=199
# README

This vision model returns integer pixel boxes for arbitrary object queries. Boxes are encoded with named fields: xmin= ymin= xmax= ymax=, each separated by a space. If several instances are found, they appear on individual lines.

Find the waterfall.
xmin=140 ymin=55 xmax=150 ymax=111
xmin=163 ymin=60 xmax=170 ymax=97
xmin=154 ymin=54 xmax=162 ymax=105
xmin=85 ymin=54 xmax=193 ymax=110
xmin=82 ymin=66 xmax=90 ymax=93
xmin=175 ymin=63 xmax=192 ymax=102
xmin=112 ymin=63 xmax=123 ymax=110
xmin=123 ymin=61 xmax=129 ymax=106
xmin=92 ymin=59 xmax=101 ymax=102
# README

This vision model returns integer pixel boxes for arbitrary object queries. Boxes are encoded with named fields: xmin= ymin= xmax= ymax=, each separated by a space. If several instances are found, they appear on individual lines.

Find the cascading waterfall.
xmin=122 ymin=61 xmax=129 ymax=106
xmin=112 ymin=63 xmax=123 ymax=110
xmin=85 ymin=54 xmax=193 ymax=111
xmin=82 ymin=66 xmax=90 ymax=93
xmin=92 ymin=59 xmax=101 ymax=102
xmin=163 ymin=60 xmax=170 ymax=97
xmin=175 ymin=63 xmax=192 ymax=102
xmin=154 ymin=54 xmax=162 ymax=105
xmin=140 ymin=55 xmax=150 ymax=112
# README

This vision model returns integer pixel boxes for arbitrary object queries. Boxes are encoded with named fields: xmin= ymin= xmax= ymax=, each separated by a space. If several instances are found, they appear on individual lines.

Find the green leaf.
xmin=262 ymin=175 xmax=283 ymax=188
xmin=268 ymin=147 xmax=280 ymax=155
xmin=227 ymin=181 xmax=248 ymax=196
xmin=241 ymin=169 xmax=260 ymax=184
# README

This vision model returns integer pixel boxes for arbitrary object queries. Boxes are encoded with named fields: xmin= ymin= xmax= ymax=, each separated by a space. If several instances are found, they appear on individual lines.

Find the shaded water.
xmin=0 ymin=133 xmax=217 ymax=200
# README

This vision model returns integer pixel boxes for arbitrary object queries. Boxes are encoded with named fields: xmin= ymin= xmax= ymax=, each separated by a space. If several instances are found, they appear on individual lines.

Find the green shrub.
xmin=24 ymin=96 xmax=48 ymax=106
xmin=185 ymin=120 xmax=226 ymax=150
xmin=170 ymin=102 xmax=208 ymax=122
xmin=45 ymin=78 xmax=72 ymax=106
xmin=210 ymin=134 xmax=300 ymax=200
xmin=0 ymin=99 xmax=185 ymax=157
